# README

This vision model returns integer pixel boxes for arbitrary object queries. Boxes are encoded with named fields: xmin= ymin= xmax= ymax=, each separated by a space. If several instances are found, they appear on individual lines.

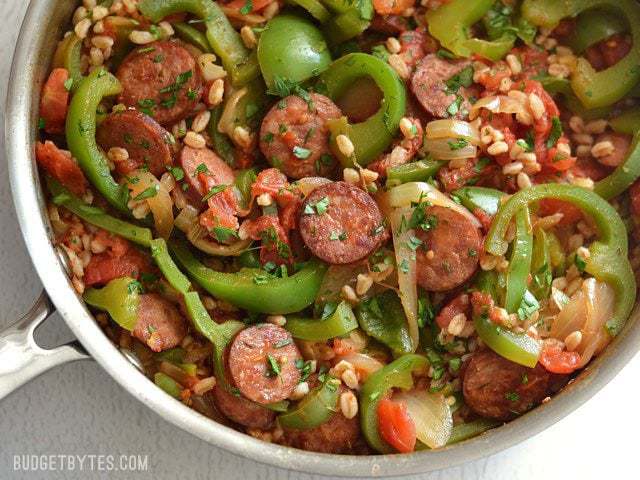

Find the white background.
xmin=1 ymin=1 xmax=639 ymax=479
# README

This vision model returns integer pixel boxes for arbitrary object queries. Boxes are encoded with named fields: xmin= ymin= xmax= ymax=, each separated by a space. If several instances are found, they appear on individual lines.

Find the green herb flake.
xmin=167 ymin=166 xmax=185 ymax=181
xmin=546 ymin=116 xmax=563 ymax=149
xmin=63 ymin=78 xmax=74 ymax=91
xmin=194 ymin=163 xmax=209 ymax=176
xmin=133 ymin=184 xmax=159 ymax=201
xmin=127 ymin=280 xmax=144 ymax=295
xmin=448 ymin=138 xmax=469 ymax=150
xmin=266 ymin=353 xmax=281 ymax=377
xmin=202 ymin=184 xmax=227 ymax=202
xmin=505 ymin=391 xmax=520 ymax=402
xmin=240 ymin=0 xmax=253 ymax=15
xmin=292 ymin=146 xmax=312 ymax=159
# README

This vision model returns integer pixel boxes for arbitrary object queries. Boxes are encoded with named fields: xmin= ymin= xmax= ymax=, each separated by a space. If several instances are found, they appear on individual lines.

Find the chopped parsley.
xmin=303 ymin=196 xmax=330 ymax=215
xmin=127 ymin=280 xmax=144 ymax=294
xmin=266 ymin=353 xmax=281 ymax=377
xmin=137 ymin=98 xmax=156 ymax=116
xmin=63 ymin=78 xmax=74 ymax=91
xmin=211 ymin=226 xmax=238 ymax=244
xmin=153 ymin=54 xmax=165 ymax=63
xmin=239 ymin=0 xmax=253 ymax=15
xmin=446 ymin=95 xmax=464 ymax=117
xmin=262 ymin=132 xmax=274 ymax=144
xmin=167 ymin=165 xmax=184 ymax=181
xmin=448 ymin=138 xmax=469 ymax=150
xmin=133 ymin=185 xmax=159 ymax=201
xmin=574 ymin=254 xmax=587 ymax=272
xmin=445 ymin=66 xmax=474 ymax=94
xmin=546 ymin=116 xmax=563 ymax=149
xmin=399 ymin=259 xmax=410 ymax=274
xmin=193 ymin=163 xmax=209 ymax=176
xmin=202 ymin=184 xmax=228 ymax=202
xmin=505 ymin=391 xmax=520 ymax=402
xmin=436 ymin=49 xmax=456 ymax=59
xmin=274 ymin=338 xmax=292 ymax=348
xmin=292 ymin=146 xmax=312 ymax=159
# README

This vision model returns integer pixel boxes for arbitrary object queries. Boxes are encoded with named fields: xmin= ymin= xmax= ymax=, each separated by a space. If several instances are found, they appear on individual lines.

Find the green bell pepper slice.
xmin=316 ymin=53 xmax=406 ymax=166
xmin=170 ymin=239 xmax=327 ymax=314
xmin=288 ymin=0 xmax=331 ymax=23
xmin=173 ymin=22 xmax=213 ymax=53
xmin=537 ymin=76 xmax=614 ymax=121
xmin=447 ymin=419 xmax=500 ymax=444
xmin=150 ymin=238 xmax=192 ymax=294
xmin=154 ymin=372 xmax=183 ymax=398
xmin=522 ymin=0 xmax=640 ymax=109
xmin=610 ymin=109 xmax=640 ymax=136
xmin=486 ymin=183 xmax=636 ymax=336
xmin=452 ymin=186 xmax=503 ymax=216
xmin=65 ymin=68 xmax=129 ymax=214
xmin=286 ymin=300 xmax=358 ymax=341
xmin=386 ymin=159 xmax=445 ymax=187
xmin=52 ymin=33 xmax=84 ymax=92
xmin=84 ymin=277 xmax=140 ymax=331
xmin=209 ymin=104 xmax=236 ymax=166
xmin=257 ymin=14 xmax=332 ymax=90
xmin=504 ymin=207 xmax=533 ymax=314
xmin=530 ymin=227 xmax=552 ymax=300
xmin=565 ymin=7 xmax=628 ymax=54
xmin=464 ymin=36 xmax=516 ymax=62
xmin=593 ymin=131 xmax=640 ymax=199
xmin=323 ymin=8 xmax=371 ymax=46
xmin=138 ymin=0 xmax=259 ymax=87
xmin=356 ymin=290 xmax=413 ymax=355
xmin=234 ymin=168 xmax=258 ymax=210
xmin=278 ymin=376 xmax=341 ymax=429
xmin=47 ymin=177 xmax=152 ymax=247
xmin=360 ymin=354 xmax=429 ymax=453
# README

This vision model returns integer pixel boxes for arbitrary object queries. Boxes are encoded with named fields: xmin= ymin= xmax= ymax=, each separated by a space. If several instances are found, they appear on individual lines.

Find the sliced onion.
xmin=128 ymin=170 xmax=174 ymax=239
xmin=175 ymin=205 xmax=251 ymax=256
xmin=293 ymin=176 xmax=332 ymax=197
xmin=218 ymin=86 xmax=247 ymax=136
xmin=315 ymin=264 xmax=368 ymax=304
xmin=388 ymin=207 xmax=419 ymax=352
xmin=386 ymin=181 xmax=481 ymax=229
xmin=550 ymin=278 xmax=614 ymax=367
xmin=336 ymin=352 xmax=384 ymax=380
xmin=469 ymin=94 xmax=525 ymax=121
xmin=394 ymin=389 xmax=452 ymax=449
xmin=424 ymin=138 xmax=478 ymax=160
xmin=425 ymin=119 xmax=480 ymax=145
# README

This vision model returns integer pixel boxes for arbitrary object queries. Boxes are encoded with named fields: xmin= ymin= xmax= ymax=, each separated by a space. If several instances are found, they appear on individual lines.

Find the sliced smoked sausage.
xmin=116 ymin=40 xmax=203 ymax=125
xmin=259 ymin=93 xmax=342 ymax=179
xmin=97 ymin=109 xmax=174 ymax=177
xmin=594 ymin=132 xmax=632 ymax=167
xmin=463 ymin=350 xmax=554 ymax=420
xmin=133 ymin=294 xmax=187 ymax=352
xmin=411 ymin=54 xmax=474 ymax=119
xmin=179 ymin=146 xmax=235 ymax=202
xmin=212 ymin=385 xmax=276 ymax=429
xmin=415 ymin=205 xmax=481 ymax=292
xmin=299 ymin=181 xmax=386 ymax=264
xmin=228 ymin=324 xmax=302 ymax=404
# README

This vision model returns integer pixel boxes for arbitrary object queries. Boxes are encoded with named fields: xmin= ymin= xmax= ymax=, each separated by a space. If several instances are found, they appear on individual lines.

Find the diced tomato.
xmin=585 ymin=34 xmax=631 ymax=71
xmin=545 ymin=145 xmax=576 ymax=172
xmin=373 ymin=0 xmax=415 ymax=15
xmin=472 ymin=207 xmax=494 ymax=231
xmin=539 ymin=340 xmax=581 ymax=374
xmin=438 ymin=157 xmax=497 ymax=192
xmin=629 ymin=180 xmax=640 ymax=217
xmin=333 ymin=337 xmax=357 ymax=356
xmin=476 ymin=60 xmax=512 ymax=92
xmin=40 ymin=68 xmax=70 ymax=135
xmin=399 ymin=29 xmax=436 ymax=69
xmin=225 ymin=0 xmax=274 ymax=14
xmin=84 ymin=233 xmax=152 ymax=286
xmin=370 ymin=14 xmax=411 ymax=35
xmin=435 ymin=294 xmax=470 ymax=329
xmin=239 ymin=215 xmax=292 ymax=265
xmin=35 ymin=141 xmax=88 ymax=196
xmin=197 ymin=172 xmax=240 ymax=235
xmin=538 ymin=198 xmax=583 ymax=226
xmin=514 ymin=47 xmax=549 ymax=80
xmin=470 ymin=291 xmax=494 ymax=317
xmin=377 ymin=398 xmax=417 ymax=453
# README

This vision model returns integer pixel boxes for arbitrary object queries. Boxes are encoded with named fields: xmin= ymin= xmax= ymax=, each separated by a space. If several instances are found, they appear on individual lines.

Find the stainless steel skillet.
xmin=3 ymin=0 xmax=640 ymax=476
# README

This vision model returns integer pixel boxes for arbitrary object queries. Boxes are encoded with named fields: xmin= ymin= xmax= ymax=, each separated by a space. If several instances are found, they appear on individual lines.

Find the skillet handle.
xmin=0 ymin=291 xmax=90 ymax=401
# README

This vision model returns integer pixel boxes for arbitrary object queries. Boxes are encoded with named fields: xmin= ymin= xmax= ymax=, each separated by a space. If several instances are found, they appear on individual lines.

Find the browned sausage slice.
xmin=259 ymin=93 xmax=342 ymax=179
xmin=594 ymin=132 xmax=632 ymax=167
xmin=133 ymin=294 xmax=187 ymax=352
xmin=97 ymin=109 xmax=174 ymax=177
xmin=463 ymin=350 xmax=554 ymax=420
xmin=179 ymin=146 xmax=235 ymax=202
xmin=299 ymin=181 xmax=386 ymax=264
xmin=211 ymin=385 xmax=276 ymax=429
xmin=116 ymin=40 xmax=203 ymax=125
xmin=411 ymin=54 xmax=473 ymax=119
xmin=228 ymin=324 xmax=302 ymax=404
xmin=415 ymin=205 xmax=481 ymax=292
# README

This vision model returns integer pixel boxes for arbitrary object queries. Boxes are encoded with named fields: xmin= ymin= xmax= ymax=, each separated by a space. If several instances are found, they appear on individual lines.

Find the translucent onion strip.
xmin=394 ymin=389 xmax=452 ymax=449
xmin=218 ymin=86 xmax=247 ymax=136
xmin=425 ymin=119 xmax=481 ymax=144
xmin=293 ymin=176 xmax=332 ymax=197
xmin=424 ymin=138 xmax=478 ymax=160
xmin=128 ymin=170 xmax=174 ymax=239
xmin=469 ymin=94 xmax=525 ymax=121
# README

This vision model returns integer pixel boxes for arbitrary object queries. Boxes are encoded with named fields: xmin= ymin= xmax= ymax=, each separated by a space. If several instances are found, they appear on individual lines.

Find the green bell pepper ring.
xmin=360 ymin=354 xmax=429 ymax=453
xmin=537 ymin=76 xmax=614 ymax=121
xmin=323 ymin=7 xmax=371 ymax=46
xmin=173 ymin=22 xmax=212 ymax=53
xmin=65 ymin=68 xmax=130 ymax=214
xmin=486 ymin=183 xmax=636 ymax=336
xmin=84 ymin=277 xmax=140 ymax=331
xmin=287 ymin=0 xmax=331 ymax=23
xmin=137 ymin=0 xmax=259 ymax=87
xmin=170 ymin=239 xmax=327 ymax=314
xmin=278 ymin=376 xmax=341 ymax=429
xmin=150 ymin=238 xmax=192 ymax=294
xmin=452 ymin=186 xmax=504 ymax=216
xmin=355 ymin=290 xmax=413 ymax=355
xmin=593 ymin=131 xmax=640 ymax=200
xmin=386 ymin=159 xmax=445 ymax=187
xmin=47 ymin=177 xmax=152 ymax=247
xmin=530 ymin=227 xmax=552 ymax=300
xmin=286 ymin=300 xmax=358 ymax=341
xmin=257 ymin=14 xmax=332 ymax=90
xmin=522 ymin=0 xmax=640 ymax=109
xmin=316 ymin=53 xmax=406 ymax=167
xmin=425 ymin=0 xmax=494 ymax=58
xmin=464 ymin=36 xmax=516 ymax=62
xmin=610 ymin=109 xmax=640 ymax=136
xmin=504 ymin=207 xmax=533 ymax=314
xmin=154 ymin=372 xmax=183 ymax=398
xmin=52 ymin=34 xmax=84 ymax=92
xmin=473 ymin=309 xmax=541 ymax=368
xmin=565 ymin=7 xmax=628 ymax=54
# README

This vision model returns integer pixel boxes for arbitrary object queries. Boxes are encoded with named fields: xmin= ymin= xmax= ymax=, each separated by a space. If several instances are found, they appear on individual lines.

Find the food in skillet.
xmin=36 ymin=0 xmax=640 ymax=454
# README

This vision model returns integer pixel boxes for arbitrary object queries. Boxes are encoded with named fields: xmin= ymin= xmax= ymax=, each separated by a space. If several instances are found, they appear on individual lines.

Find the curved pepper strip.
xmin=593 ymin=131 xmax=640 ymax=199
xmin=286 ymin=300 xmax=357 ymax=341
xmin=522 ymin=0 xmax=640 ymax=109
xmin=447 ymin=419 xmax=500 ymax=445
xmin=425 ymin=0 xmax=494 ymax=58
xmin=154 ymin=372 xmax=182 ymax=398
xmin=65 ymin=68 xmax=129 ymax=214
xmin=610 ymin=109 xmax=640 ymax=135
xmin=486 ymin=183 xmax=636 ymax=336
xmin=453 ymin=186 xmax=504 ymax=216
xmin=52 ymin=33 xmax=84 ymax=92
xmin=289 ymin=0 xmax=331 ymax=23
xmin=278 ymin=376 xmax=341 ymax=429
xmin=360 ymin=354 xmax=429 ymax=453
xmin=537 ymin=76 xmax=614 ymax=121
xmin=138 ymin=0 xmax=259 ymax=87
xmin=386 ymin=159 xmax=446 ymax=187
xmin=317 ymin=53 xmax=406 ymax=166
xmin=84 ymin=277 xmax=140 ymax=331
xmin=169 ymin=238 xmax=328 ymax=314
xmin=565 ymin=7 xmax=627 ymax=54
xmin=464 ymin=36 xmax=516 ymax=62
xmin=173 ymin=22 xmax=212 ymax=53
xmin=504 ymin=207 xmax=533 ymax=313
xmin=47 ymin=177 xmax=152 ymax=247
xmin=150 ymin=238 xmax=192 ymax=294
xmin=530 ymin=227 xmax=552 ymax=300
